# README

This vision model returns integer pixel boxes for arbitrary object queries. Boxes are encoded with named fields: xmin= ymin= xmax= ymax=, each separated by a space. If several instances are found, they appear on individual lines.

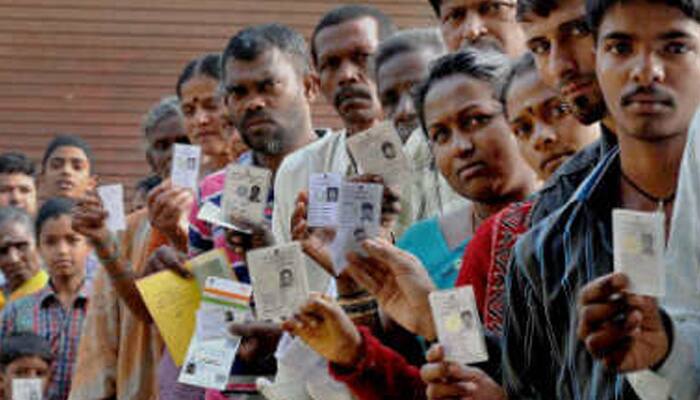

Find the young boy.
xmin=39 ymin=135 xmax=96 ymax=200
xmin=0 ymin=332 xmax=53 ymax=400
xmin=0 ymin=197 xmax=91 ymax=400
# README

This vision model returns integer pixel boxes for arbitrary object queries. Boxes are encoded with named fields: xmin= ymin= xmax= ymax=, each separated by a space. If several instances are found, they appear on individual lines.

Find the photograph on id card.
xmin=97 ymin=184 xmax=126 ymax=232
xmin=171 ymin=144 xmax=201 ymax=191
xmin=337 ymin=182 xmax=383 ymax=228
xmin=429 ymin=286 xmax=489 ymax=365
xmin=613 ymin=209 xmax=666 ymax=297
xmin=308 ymin=172 xmax=343 ymax=227
xmin=222 ymin=164 xmax=272 ymax=226
xmin=246 ymin=242 xmax=309 ymax=322
xmin=346 ymin=120 xmax=410 ymax=187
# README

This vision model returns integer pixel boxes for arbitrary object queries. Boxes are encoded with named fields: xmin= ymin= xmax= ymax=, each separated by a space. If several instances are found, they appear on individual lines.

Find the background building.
xmin=0 ymin=0 xmax=431 ymax=205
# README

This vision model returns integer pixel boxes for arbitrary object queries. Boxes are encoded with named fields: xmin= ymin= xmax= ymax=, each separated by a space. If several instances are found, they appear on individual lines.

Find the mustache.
xmin=621 ymin=85 xmax=674 ymax=107
xmin=240 ymin=110 xmax=275 ymax=128
xmin=460 ymin=36 xmax=503 ymax=53
xmin=334 ymin=86 xmax=372 ymax=109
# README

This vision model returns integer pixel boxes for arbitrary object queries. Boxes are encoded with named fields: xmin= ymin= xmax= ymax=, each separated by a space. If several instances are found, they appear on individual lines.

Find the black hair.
xmin=0 ymin=207 xmax=34 ymax=239
xmin=136 ymin=175 xmax=162 ymax=195
xmin=175 ymin=53 xmax=222 ymax=99
xmin=0 ymin=332 xmax=53 ymax=371
xmin=0 ymin=152 xmax=36 ymax=178
xmin=587 ymin=0 xmax=700 ymax=35
xmin=500 ymin=52 xmax=538 ymax=115
xmin=311 ymin=5 xmax=396 ymax=65
xmin=221 ymin=23 xmax=311 ymax=80
xmin=374 ymin=28 xmax=446 ymax=78
xmin=415 ymin=49 xmax=511 ymax=138
xmin=41 ymin=135 xmax=94 ymax=173
xmin=428 ymin=0 xmax=442 ymax=16
xmin=516 ymin=0 xmax=564 ymax=21
xmin=35 ymin=197 xmax=75 ymax=240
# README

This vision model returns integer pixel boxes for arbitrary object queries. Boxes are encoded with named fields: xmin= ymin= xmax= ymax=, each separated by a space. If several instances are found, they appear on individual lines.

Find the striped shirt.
xmin=503 ymin=147 xmax=642 ymax=399
xmin=0 ymin=283 xmax=89 ymax=400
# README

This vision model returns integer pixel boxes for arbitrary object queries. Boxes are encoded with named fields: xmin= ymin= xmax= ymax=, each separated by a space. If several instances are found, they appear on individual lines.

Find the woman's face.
xmin=179 ymin=75 xmax=232 ymax=157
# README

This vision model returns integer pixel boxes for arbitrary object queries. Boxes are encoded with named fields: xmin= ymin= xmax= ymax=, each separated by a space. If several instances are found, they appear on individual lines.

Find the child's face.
xmin=38 ymin=215 xmax=90 ymax=280
xmin=41 ymin=146 xmax=94 ymax=199
xmin=2 ymin=356 xmax=51 ymax=399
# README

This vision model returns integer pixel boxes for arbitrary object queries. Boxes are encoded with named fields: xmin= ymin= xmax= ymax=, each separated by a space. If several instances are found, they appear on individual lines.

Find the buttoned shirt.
xmin=1 ymin=283 xmax=89 ymax=400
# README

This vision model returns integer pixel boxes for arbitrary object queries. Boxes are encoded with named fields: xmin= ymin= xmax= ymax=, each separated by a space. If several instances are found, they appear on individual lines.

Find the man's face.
xmin=38 ymin=215 xmax=90 ymax=281
xmin=596 ymin=1 xmax=700 ymax=140
xmin=145 ymin=115 xmax=190 ymax=179
xmin=180 ymin=76 xmax=232 ymax=157
xmin=41 ymin=146 xmax=94 ymax=199
xmin=224 ymin=48 xmax=312 ymax=155
xmin=0 ymin=222 xmax=40 ymax=291
xmin=438 ymin=0 xmax=526 ymax=57
xmin=315 ymin=17 xmax=383 ymax=133
xmin=424 ymin=74 xmax=528 ymax=201
xmin=0 ymin=174 xmax=36 ymax=216
xmin=507 ymin=70 xmax=599 ymax=179
xmin=521 ymin=0 xmax=606 ymax=124
xmin=378 ymin=49 xmax=438 ymax=142
xmin=2 ymin=356 xmax=51 ymax=400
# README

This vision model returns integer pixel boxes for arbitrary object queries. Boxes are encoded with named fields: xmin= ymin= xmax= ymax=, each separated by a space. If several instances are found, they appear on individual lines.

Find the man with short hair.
xmin=272 ymin=4 xmax=399 ymax=267
xmin=503 ymin=0 xmax=700 ymax=397
xmin=0 ymin=152 xmax=37 ymax=217
xmin=0 ymin=332 xmax=53 ymax=400
xmin=428 ymin=0 xmax=527 ymax=56
xmin=516 ymin=0 xmax=618 ymax=223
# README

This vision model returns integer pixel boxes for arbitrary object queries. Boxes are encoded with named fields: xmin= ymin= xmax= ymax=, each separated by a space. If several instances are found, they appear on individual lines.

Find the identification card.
xmin=346 ymin=121 xmax=410 ymax=187
xmin=613 ymin=209 xmax=666 ymax=297
xmin=197 ymin=201 xmax=250 ymax=233
xmin=97 ymin=184 xmax=126 ymax=232
xmin=246 ymin=242 xmax=309 ymax=322
xmin=178 ymin=336 xmax=240 ymax=390
xmin=187 ymin=249 xmax=236 ymax=290
xmin=337 ymin=182 xmax=382 ymax=228
xmin=308 ymin=173 xmax=343 ymax=227
xmin=197 ymin=277 xmax=252 ymax=341
xmin=12 ymin=378 xmax=43 ymax=400
xmin=171 ymin=144 xmax=201 ymax=190
xmin=429 ymin=286 xmax=489 ymax=365
xmin=221 ymin=164 xmax=272 ymax=226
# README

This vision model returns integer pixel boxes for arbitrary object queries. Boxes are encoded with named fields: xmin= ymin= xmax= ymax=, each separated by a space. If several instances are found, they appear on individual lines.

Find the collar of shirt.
xmin=37 ymin=280 xmax=89 ymax=309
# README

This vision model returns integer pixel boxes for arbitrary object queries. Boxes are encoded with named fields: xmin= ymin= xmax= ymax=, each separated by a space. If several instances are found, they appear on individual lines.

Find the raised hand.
xmin=344 ymin=238 xmax=436 ymax=340
xmin=142 ymin=245 xmax=192 ymax=279
xmin=282 ymin=293 xmax=363 ymax=368
xmin=147 ymin=179 xmax=194 ymax=249
xmin=291 ymin=191 xmax=336 ymax=275
xmin=577 ymin=272 xmax=670 ymax=372
xmin=421 ymin=344 xmax=506 ymax=400
xmin=224 ymin=214 xmax=275 ymax=258
xmin=72 ymin=190 xmax=111 ymax=247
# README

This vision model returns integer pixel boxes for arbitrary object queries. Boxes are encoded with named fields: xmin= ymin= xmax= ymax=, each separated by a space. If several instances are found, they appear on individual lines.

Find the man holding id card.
xmin=502 ymin=0 xmax=700 ymax=398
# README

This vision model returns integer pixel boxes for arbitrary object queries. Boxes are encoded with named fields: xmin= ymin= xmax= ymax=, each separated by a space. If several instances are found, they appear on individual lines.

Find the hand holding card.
xmin=429 ymin=286 xmax=489 ymax=365
xmin=222 ymin=164 xmax=272 ymax=227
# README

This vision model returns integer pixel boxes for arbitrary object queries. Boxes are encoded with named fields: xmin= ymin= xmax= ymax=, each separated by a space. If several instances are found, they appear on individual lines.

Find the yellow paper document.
xmin=136 ymin=270 xmax=201 ymax=366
